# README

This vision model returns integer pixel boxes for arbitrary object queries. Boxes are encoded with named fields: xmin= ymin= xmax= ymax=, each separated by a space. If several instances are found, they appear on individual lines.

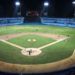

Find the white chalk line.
xmin=38 ymin=37 xmax=68 ymax=50
xmin=0 ymin=39 xmax=25 ymax=50
xmin=72 ymin=49 xmax=75 ymax=56
xmin=0 ymin=37 xmax=68 ymax=51
xmin=0 ymin=37 xmax=75 ymax=58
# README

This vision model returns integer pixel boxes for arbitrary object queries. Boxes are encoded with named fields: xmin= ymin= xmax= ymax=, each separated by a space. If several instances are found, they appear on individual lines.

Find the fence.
xmin=0 ymin=17 xmax=75 ymax=27
xmin=41 ymin=17 xmax=75 ymax=27
xmin=0 ymin=17 xmax=24 ymax=26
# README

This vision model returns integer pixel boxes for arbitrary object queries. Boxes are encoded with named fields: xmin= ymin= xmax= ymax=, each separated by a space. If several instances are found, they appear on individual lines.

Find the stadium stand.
xmin=0 ymin=17 xmax=24 ymax=26
xmin=41 ymin=17 xmax=75 ymax=27
xmin=0 ymin=17 xmax=75 ymax=28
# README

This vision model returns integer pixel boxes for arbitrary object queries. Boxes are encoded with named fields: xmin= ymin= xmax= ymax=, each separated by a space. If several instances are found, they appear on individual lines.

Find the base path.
xmin=0 ymin=39 xmax=25 ymax=50
xmin=38 ymin=37 xmax=68 ymax=50
xmin=0 ymin=37 xmax=68 ymax=52
xmin=0 ymin=33 xmax=74 ymax=73
xmin=0 ymin=32 xmax=68 ymax=50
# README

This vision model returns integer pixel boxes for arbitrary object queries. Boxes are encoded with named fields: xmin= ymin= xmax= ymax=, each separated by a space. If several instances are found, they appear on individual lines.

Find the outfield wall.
xmin=41 ymin=17 xmax=75 ymax=27
xmin=0 ymin=17 xmax=75 ymax=27
xmin=0 ymin=17 xmax=24 ymax=26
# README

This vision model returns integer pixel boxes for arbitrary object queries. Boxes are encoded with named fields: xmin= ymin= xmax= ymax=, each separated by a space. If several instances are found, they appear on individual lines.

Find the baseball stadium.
xmin=0 ymin=0 xmax=75 ymax=75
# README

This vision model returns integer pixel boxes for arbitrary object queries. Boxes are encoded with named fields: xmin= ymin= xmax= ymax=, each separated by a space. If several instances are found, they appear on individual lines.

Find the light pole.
xmin=40 ymin=1 xmax=49 ymax=17
xmin=15 ymin=1 xmax=21 ymax=17
xmin=43 ymin=1 xmax=49 ymax=17
xmin=44 ymin=2 xmax=49 ymax=7
xmin=72 ymin=1 xmax=75 ymax=17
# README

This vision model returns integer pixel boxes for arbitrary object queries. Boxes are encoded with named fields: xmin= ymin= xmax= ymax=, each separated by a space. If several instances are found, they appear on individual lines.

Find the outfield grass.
xmin=0 ymin=25 xmax=75 ymax=64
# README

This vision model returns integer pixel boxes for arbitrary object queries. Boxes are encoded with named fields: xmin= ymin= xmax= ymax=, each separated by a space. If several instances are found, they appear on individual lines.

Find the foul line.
xmin=38 ymin=37 xmax=68 ymax=50
xmin=0 ymin=37 xmax=68 ymax=50
xmin=0 ymin=39 xmax=25 ymax=50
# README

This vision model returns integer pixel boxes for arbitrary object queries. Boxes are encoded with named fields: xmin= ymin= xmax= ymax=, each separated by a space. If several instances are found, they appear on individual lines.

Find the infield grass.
xmin=8 ymin=34 xmax=55 ymax=48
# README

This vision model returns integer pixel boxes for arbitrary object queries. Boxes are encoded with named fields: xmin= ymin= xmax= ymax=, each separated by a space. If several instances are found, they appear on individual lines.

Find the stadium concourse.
xmin=0 ymin=17 xmax=75 ymax=75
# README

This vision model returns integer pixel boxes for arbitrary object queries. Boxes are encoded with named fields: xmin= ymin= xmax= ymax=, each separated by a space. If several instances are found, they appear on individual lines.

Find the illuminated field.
xmin=0 ymin=25 xmax=75 ymax=64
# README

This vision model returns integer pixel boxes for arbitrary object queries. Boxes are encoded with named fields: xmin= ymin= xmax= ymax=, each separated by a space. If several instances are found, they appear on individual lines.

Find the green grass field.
xmin=0 ymin=25 xmax=75 ymax=64
xmin=8 ymin=34 xmax=55 ymax=48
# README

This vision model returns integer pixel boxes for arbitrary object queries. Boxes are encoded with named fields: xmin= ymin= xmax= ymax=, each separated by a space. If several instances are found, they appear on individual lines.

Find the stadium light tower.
xmin=72 ymin=1 xmax=75 ymax=17
xmin=14 ymin=0 xmax=21 ymax=17
xmin=15 ymin=1 xmax=20 ymax=6
xmin=43 ymin=1 xmax=49 ymax=16
xmin=44 ymin=2 xmax=49 ymax=7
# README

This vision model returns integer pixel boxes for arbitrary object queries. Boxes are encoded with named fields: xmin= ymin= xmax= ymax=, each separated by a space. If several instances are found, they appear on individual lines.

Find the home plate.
xmin=21 ymin=48 xmax=42 ymax=56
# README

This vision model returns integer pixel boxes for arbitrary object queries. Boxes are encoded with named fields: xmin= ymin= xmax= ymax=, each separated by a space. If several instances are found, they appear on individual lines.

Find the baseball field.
xmin=0 ymin=25 xmax=75 ymax=73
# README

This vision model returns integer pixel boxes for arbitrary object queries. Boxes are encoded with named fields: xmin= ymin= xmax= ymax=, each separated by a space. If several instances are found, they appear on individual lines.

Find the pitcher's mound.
xmin=21 ymin=48 xmax=42 ymax=56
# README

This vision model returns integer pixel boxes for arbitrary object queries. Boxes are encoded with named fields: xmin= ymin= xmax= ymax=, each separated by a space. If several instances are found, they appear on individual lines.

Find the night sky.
xmin=0 ymin=0 xmax=74 ymax=18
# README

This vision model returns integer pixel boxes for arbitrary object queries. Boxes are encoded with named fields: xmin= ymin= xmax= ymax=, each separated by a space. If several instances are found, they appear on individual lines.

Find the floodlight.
xmin=72 ymin=1 xmax=75 ymax=17
xmin=72 ymin=1 xmax=75 ymax=5
xmin=44 ymin=2 xmax=49 ymax=7
xmin=15 ymin=1 xmax=20 ymax=6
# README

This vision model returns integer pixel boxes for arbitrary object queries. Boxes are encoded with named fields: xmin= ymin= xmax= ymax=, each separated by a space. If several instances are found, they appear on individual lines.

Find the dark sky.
xmin=0 ymin=0 xmax=74 ymax=17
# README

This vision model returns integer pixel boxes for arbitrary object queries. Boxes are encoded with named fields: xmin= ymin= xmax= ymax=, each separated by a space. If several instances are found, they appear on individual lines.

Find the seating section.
xmin=0 ymin=17 xmax=75 ymax=27
xmin=0 ymin=17 xmax=24 ymax=26
xmin=41 ymin=17 xmax=75 ymax=27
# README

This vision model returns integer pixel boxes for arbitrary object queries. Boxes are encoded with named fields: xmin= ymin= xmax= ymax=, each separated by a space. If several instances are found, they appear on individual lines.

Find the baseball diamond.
xmin=0 ymin=25 xmax=75 ymax=73
xmin=0 ymin=0 xmax=75 ymax=74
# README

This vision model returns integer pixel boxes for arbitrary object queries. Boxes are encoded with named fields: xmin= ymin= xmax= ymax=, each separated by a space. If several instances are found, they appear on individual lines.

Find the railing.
xmin=0 ymin=17 xmax=24 ymax=26
xmin=41 ymin=17 xmax=75 ymax=27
